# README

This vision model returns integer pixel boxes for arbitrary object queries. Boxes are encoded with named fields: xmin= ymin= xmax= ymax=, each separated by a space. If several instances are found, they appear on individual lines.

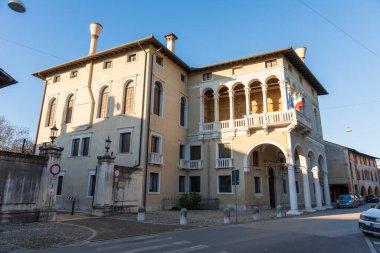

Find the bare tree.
xmin=0 ymin=115 xmax=34 ymax=153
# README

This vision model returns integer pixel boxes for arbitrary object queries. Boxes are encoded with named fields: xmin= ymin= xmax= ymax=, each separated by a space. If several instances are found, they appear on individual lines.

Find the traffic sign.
xmin=232 ymin=169 xmax=239 ymax=185
xmin=49 ymin=164 xmax=61 ymax=176
xmin=114 ymin=169 xmax=120 ymax=177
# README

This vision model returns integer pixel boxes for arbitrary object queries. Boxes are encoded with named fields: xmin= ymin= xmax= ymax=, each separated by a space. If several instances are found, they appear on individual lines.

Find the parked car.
xmin=365 ymin=196 xmax=379 ymax=203
xmin=337 ymin=194 xmax=358 ymax=208
xmin=358 ymin=195 xmax=365 ymax=205
xmin=359 ymin=204 xmax=380 ymax=236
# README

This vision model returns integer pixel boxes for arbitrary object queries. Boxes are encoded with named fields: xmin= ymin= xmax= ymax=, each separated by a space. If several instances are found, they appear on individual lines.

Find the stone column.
xmin=245 ymin=87 xmax=251 ymax=116
xmin=38 ymin=144 xmax=64 ymax=222
xmin=214 ymin=94 xmax=219 ymax=130
xmin=286 ymin=165 xmax=302 ymax=215
xmin=262 ymin=84 xmax=268 ymax=113
xmin=92 ymin=153 xmax=116 ymax=217
xmin=301 ymin=167 xmax=314 ymax=212
xmin=228 ymin=90 xmax=234 ymax=128
xmin=312 ymin=168 xmax=324 ymax=210
xmin=199 ymin=95 xmax=204 ymax=132
xmin=323 ymin=171 xmax=332 ymax=208
xmin=280 ymin=81 xmax=288 ymax=111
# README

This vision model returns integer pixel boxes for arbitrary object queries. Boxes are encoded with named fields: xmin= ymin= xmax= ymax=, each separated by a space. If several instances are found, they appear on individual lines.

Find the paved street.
xmin=32 ymin=204 xmax=380 ymax=253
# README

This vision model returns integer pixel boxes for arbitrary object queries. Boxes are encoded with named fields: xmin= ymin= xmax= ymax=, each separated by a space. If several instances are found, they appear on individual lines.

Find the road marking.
xmin=121 ymin=241 xmax=191 ymax=253
xmin=365 ymin=237 xmax=377 ymax=253
xmin=90 ymin=235 xmax=161 ymax=246
xmin=95 ymin=237 xmax=174 ymax=251
xmin=165 ymin=245 xmax=209 ymax=253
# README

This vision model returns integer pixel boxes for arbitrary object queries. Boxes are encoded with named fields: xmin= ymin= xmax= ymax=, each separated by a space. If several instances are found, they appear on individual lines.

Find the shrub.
xmin=179 ymin=192 xmax=201 ymax=210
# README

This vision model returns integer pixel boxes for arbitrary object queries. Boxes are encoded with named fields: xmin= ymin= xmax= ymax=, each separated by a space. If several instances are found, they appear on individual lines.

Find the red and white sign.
xmin=114 ymin=169 xmax=120 ymax=177
xmin=50 ymin=164 xmax=61 ymax=176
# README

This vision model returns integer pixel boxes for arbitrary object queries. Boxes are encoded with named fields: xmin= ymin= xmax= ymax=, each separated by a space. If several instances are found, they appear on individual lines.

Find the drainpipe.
xmin=142 ymin=46 xmax=162 ymax=208
xmin=134 ymin=41 xmax=149 ymax=168
xmin=33 ymin=75 xmax=50 ymax=154
xmin=85 ymin=60 xmax=96 ymax=129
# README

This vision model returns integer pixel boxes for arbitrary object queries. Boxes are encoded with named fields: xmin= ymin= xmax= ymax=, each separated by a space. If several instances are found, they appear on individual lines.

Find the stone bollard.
xmin=137 ymin=206 xmax=145 ymax=222
xmin=180 ymin=208 xmax=188 ymax=225
xmin=252 ymin=206 xmax=260 ymax=221
xmin=276 ymin=205 xmax=283 ymax=218
xmin=224 ymin=208 xmax=231 ymax=224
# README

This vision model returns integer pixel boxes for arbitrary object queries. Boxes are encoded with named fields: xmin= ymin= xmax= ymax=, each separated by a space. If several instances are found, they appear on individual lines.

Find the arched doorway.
xmin=368 ymin=186 xmax=374 ymax=196
xmin=268 ymin=167 xmax=276 ymax=208
xmin=375 ymin=187 xmax=380 ymax=196
xmin=361 ymin=186 xmax=367 ymax=196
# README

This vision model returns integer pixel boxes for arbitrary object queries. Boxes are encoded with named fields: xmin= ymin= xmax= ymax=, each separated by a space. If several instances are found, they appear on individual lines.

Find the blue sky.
xmin=1 ymin=0 xmax=379 ymax=158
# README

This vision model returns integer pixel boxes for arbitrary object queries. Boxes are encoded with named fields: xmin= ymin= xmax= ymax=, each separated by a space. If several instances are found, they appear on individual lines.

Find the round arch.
xmin=375 ymin=186 xmax=380 ymax=196
xmin=361 ymin=186 xmax=368 ymax=196
xmin=243 ymin=141 xmax=289 ymax=169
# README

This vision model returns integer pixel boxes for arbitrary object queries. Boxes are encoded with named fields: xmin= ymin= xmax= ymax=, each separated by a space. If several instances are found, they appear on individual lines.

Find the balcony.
xmin=216 ymin=158 xmax=234 ymax=169
xmin=179 ymin=159 xmax=203 ymax=170
xmin=148 ymin=152 xmax=163 ymax=165
xmin=200 ymin=110 xmax=311 ymax=134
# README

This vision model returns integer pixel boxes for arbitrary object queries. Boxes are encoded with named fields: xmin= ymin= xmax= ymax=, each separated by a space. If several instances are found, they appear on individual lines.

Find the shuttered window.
xmin=46 ymin=98 xmax=57 ymax=127
xmin=99 ymin=87 xmax=109 ymax=118
xmin=218 ymin=143 xmax=231 ymax=158
xmin=65 ymin=95 xmax=74 ymax=123
xmin=124 ymin=84 xmax=134 ymax=114
xmin=153 ymin=83 xmax=162 ymax=116
xmin=190 ymin=145 xmax=201 ymax=160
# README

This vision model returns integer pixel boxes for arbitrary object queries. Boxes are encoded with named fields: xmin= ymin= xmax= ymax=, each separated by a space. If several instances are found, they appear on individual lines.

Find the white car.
xmin=359 ymin=205 xmax=380 ymax=236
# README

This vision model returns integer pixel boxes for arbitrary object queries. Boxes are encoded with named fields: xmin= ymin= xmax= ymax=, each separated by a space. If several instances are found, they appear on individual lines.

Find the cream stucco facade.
xmin=33 ymin=25 xmax=332 ymax=213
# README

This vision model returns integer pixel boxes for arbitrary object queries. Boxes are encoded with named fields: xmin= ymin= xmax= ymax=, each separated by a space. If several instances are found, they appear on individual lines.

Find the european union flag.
xmin=287 ymin=92 xmax=294 ymax=110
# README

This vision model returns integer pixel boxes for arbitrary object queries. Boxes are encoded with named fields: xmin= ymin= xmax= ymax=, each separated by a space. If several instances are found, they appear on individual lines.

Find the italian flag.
xmin=294 ymin=92 xmax=303 ymax=110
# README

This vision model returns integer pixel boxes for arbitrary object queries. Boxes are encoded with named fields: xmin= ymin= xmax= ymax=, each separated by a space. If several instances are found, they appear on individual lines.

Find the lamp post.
xmin=105 ymin=136 xmax=111 ymax=154
xmin=49 ymin=123 xmax=58 ymax=144
xmin=7 ymin=0 xmax=26 ymax=13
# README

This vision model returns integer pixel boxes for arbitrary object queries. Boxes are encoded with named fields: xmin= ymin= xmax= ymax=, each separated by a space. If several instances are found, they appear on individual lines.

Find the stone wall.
xmin=0 ymin=150 xmax=47 ymax=223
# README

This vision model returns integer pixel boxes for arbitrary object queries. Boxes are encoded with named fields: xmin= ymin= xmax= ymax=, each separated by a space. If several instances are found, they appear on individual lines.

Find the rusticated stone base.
xmin=0 ymin=210 xmax=40 ymax=224
xmin=92 ymin=206 xmax=114 ymax=217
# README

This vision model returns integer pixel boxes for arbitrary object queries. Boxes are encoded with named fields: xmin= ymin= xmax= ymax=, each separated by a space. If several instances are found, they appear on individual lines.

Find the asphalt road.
xmin=35 ymin=204 xmax=380 ymax=253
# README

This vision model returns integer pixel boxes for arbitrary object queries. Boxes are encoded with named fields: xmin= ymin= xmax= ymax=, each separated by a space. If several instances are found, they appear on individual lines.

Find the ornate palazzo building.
xmin=33 ymin=23 xmax=332 ymax=214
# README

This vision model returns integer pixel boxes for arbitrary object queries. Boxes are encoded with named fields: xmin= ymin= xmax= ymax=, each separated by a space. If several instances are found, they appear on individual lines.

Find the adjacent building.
xmin=32 ymin=23 xmax=332 ymax=214
xmin=325 ymin=141 xmax=380 ymax=201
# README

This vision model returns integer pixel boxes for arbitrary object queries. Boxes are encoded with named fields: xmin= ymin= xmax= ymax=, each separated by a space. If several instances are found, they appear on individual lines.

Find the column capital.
xmin=228 ymin=90 xmax=234 ymax=97
xmin=214 ymin=93 xmax=219 ymax=99
xmin=311 ymin=168 xmax=319 ymax=176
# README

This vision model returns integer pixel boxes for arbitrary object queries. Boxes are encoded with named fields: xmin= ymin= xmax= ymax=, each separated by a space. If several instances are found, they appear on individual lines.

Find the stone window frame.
xmin=69 ymin=133 xmax=92 ymax=158
xmin=86 ymin=170 xmax=96 ymax=198
xmin=217 ymin=173 xmax=233 ymax=195
xmin=148 ymin=171 xmax=160 ymax=194
xmin=117 ymin=127 xmax=134 ymax=154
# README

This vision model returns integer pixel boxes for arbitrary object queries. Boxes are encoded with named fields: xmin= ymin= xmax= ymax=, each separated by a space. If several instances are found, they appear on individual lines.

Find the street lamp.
xmin=7 ymin=0 xmax=26 ymax=13
xmin=50 ymin=123 xmax=58 ymax=144
xmin=105 ymin=136 xmax=111 ymax=153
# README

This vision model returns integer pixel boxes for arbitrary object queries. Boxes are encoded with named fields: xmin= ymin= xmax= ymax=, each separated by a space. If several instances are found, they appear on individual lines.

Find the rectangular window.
xmin=81 ymin=137 xmax=90 ymax=156
xmin=296 ymin=181 xmax=299 ymax=194
xmin=218 ymin=175 xmax=232 ymax=193
xmin=218 ymin=143 xmax=231 ymax=159
xmin=120 ymin=132 xmax=131 ymax=153
xmin=71 ymin=138 xmax=80 ymax=157
xmin=156 ymin=56 xmax=163 ymax=66
xmin=202 ymin=72 xmax=212 ymax=82
xmin=179 ymin=176 xmax=186 ymax=193
xmin=56 ymin=175 xmax=64 ymax=195
xmin=149 ymin=172 xmax=159 ymax=192
xmin=265 ymin=59 xmax=277 ymax=68
xmin=179 ymin=144 xmax=185 ymax=159
xmin=189 ymin=176 xmax=201 ymax=192
xmin=53 ymin=75 xmax=60 ymax=83
xmin=288 ymin=64 xmax=293 ymax=73
xmin=127 ymin=53 xmax=137 ymax=62
xmin=103 ymin=61 xmax=112 ymax=69
xmin=181 ymin=74 xmax=186 ymax=82
xmin=151 ymin=136 xmax=160 ymax=153
xmin=70 ymin=70 xmax=78 ymax=78
xmin=254 ymin=176 xmax=261 ymax=193
xmin=190 ymin=145 xmax=201 ymax=160
xmin=88 ymin=174 xmax=96 ymax=196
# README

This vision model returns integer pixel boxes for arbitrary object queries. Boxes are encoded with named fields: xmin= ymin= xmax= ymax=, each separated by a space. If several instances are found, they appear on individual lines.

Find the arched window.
xmin=46 ymin=98 xmax=57 ymax=127
xmin=124 ymin=82 xmax=134 ymax=114
xmin=65 ymin=94 xmax=74 ymax=124
xmin=180 ymin=96 xmax=187 ymax=127
xmin=98 ymin=86 xmax=109 ymax=118
xmin=153 ymin=82 xmax=163 ymax=116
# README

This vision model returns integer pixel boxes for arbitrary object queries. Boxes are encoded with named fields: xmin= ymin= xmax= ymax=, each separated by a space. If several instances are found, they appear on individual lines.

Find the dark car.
xmin=337 ymin=194 xmax=358 ymax=208
xmin=365 ymin=196 xmax=379 ymax=203
xmin=358 ymin=195 xmax=365 ymax=205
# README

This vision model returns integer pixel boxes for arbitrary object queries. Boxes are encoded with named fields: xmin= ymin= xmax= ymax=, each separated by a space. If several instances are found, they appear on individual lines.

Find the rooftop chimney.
xmin=89 ymin=22 xmax=103 ymax=55
xmin=164 ymin=33 xmax=178 ymax=53
xmin=295 ymin=46 xmax=307 ymax=62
